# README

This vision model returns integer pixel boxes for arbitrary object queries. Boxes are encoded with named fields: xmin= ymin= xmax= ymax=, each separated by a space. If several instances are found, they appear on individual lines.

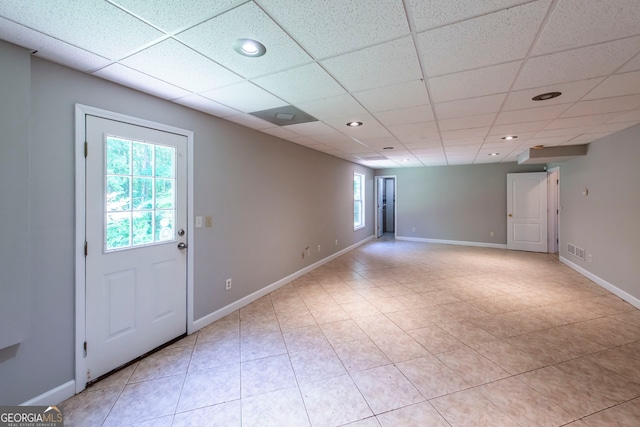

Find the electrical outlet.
xmin=412 ymin=227 xmax=416 ymax=232
xmin=587 ymin=254 xmax=593 ymax=263
xmin=335 ymin=239 xmax=338 ymax=246
xmin=205 ymin=215 xmax=213 ymax=227
xmin=490 ymin=231 xmax=495 ymax=237
xmin=225 ymin=278 xmax=232 ymax=291
xmin=195 ymin=216 xmax=203 ymax=228
xmin=305 ymin=247 xmax=310 ymax=257
xmin=317 ymin=245 xmax=321 ymax=253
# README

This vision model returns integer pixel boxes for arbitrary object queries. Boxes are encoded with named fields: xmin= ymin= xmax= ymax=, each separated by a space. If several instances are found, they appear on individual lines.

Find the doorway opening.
xmin=375 ymin=176 xmax=397 ymax=239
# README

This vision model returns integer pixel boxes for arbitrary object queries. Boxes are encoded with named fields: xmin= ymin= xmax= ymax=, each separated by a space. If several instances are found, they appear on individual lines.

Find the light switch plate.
xmin=195 ymin=216 xmax=203 ymax=228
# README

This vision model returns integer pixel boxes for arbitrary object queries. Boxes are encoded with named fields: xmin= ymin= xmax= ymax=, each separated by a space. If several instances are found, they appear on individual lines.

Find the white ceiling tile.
xmin=533 ymin=0 xmax=640 ymax=55
xmin=561 ymin=94 xmax=640 ymax=118
xmin=429 ymin=61 xmax=521 ymax=102
xmin=408 ymin=0 xmax=532 ymax=31
xmin=438 ymin=114 xmax=496 ymax=131
xmin=295 ymin=94 xmax=367 ymax=122
xmin=443 ymin=138 xmax=484 ymax=147
xmin=284 ymin=121 xmax=337 ymax=136
xmin=173 ymin=94 xmax=239 ymax=117
xmin=419 ymin=158 xmax=448 ymax=166
xmin=225 ymin=113 xmax=273 ymax=130
xmin=495 ymin=104 xmax=570 ymax=125
xmin=489 ymin=120 xmax=552 ymax=135
xmin=435 ymin=94 xmax=506 ymax=120
xmin=337 ymin=120 xmax=394 ymax=140
xmin=586 ymin=121 xmax=640 ymax=134
xmin=321 ymin=36 xmax=422 ymax=92
xmin=257 ymin=0 xmax=409 ymax=58
xmin=484 ymin=132 xmax=536 ymax=143
xmin=261 ymin=127 xmax=299 ymax=140
xmin=374 ymin=105 xmax=434 ymax=126
xmin=287 ymin=136 xmax=322 ymax=146
xmin=328 ymin=140 xmax=377 ymax=154
xmin=201 ymin=81 xmax=287 ymax=113
xmin=515 ymin=37 xmax=640 ymax=90
xmin=403 ymin=140 xmax=443 ymax=149
xmin=176 ymin=2 xmax=311 ymax=79
xmin=352 ymin=80 xmax=430 ymax=113
xmin=121 ymin=39 xmax=242 ymax=92
xmin=411 ymin=147 xmax=445 ymax=156
xmin=0 ymin=0 xmax=163 ymax=59
xmin=567 ymin=132 xmax=613 ymax=144
xmin=0 ymin=18 xmax=111 ymax=72
xmin=387 ymin=121 xmax=439 ymax=140
xmin=359 ymin=136 xmax=402 ymax=149
xmin=543 ymin=113 xmax=622 ymax=130
xmin=441 ymin=127 xmax=489 ymax=140
xmin=312 ymin=131 xmax=354 ymax=145
xmin=533 ymin=127 xmax=592 ymax=138
xmin=527 ymin=136 xmax=574 ymax=146
xmin=608 ymin=109 xmax=640 ymax=123
xmin=619 ymin=53 xmax=640 ymax=73
xmin=93 ymin=64 xmax=191 ymax=100
xmin=582 ymin=70 xmax=640 ymax=100
xmin=417 ymin=1 xmax=550 ymax=76
xmin=111 ymin=0 xmax=238 ymax=33
xmin=251 ymin=63 xmax=345 ymax=105
xmin=503 ymin=78 xmax=605 ymax=111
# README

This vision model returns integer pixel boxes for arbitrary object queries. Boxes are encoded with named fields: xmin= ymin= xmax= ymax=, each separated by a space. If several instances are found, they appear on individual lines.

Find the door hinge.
xmin=83 ymin=341 xmax=87 ymax=357
xmin=556 ymin=179 xmax=559 ymax=185
xmin=84 ymin=141 xmax=88 ymax=157
xmin=84 ymin=241 xmax=88 ymax=257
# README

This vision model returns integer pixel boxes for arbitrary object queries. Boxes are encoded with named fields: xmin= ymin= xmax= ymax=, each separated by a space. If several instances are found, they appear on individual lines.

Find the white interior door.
xmin=377 ymin=178 xmax=384 ymax=238
xmin=84 ymin=115 xmax=187 ymax=382
xmin=507 ymin=172 xmax=548 ymax=252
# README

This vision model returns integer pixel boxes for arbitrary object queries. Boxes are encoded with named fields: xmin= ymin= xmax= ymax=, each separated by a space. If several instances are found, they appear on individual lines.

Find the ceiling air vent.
xmin=250 ymin=106 xmax=318 ymax=126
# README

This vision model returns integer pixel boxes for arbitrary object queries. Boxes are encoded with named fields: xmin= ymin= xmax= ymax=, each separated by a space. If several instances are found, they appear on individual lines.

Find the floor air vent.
xmin=568 ymin=243 xmax=586 ymax=261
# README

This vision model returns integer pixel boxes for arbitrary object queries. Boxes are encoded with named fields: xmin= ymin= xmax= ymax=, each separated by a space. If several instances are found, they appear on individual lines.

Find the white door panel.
xmin=85 ymin=115 xmax=187 ymax=381
xmin=507 ymin=172 xmax=548 ymax=252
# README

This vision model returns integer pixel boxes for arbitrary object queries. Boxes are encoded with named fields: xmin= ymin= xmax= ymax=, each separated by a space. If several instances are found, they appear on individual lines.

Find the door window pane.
xmin=104 ymin=136 xmax=177 ymax=252
xmin=354 ymin=172 xmax=365 ymax=230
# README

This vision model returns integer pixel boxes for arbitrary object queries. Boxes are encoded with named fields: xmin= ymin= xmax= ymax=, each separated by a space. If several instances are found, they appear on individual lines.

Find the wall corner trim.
xmin=560 ymin=256 xmax=640 ymax=310
xmin=192 ymin=235 xmax=376 ymax=332
xmin=395 ymin=236 xmax=507 ymax=250
xmin=20 ymin=380 xmax=75 ymax=406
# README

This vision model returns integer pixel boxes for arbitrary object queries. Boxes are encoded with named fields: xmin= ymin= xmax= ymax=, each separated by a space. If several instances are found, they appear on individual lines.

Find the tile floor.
xmin=61 ymin=239 xmax=640 ymax=426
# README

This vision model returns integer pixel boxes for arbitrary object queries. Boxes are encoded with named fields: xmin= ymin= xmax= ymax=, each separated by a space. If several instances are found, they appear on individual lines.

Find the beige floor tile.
xmin=472 ymin=339 xmax=546 ymax=375
xmin=102 ymin=374 xmax=184 ymax=427
xmin=396 ymin=355 xmax=470 ymax=399
xmin=240 ymin=331 xmax=287 ymax=361
xmin=376 ymin=401 xmax=450 ymax=427
xmin=320 ymin=319 xmax=368 ymax=345
xmin=586 ymin=348 xmax=640 ymax=384
xmin=189 ymin=338 xmax=240 ymax=372
xmin=239 ymin=296 xmax=275 ymax=319
xmin=240 ymin=354 xmax=297 ymax=398
xmin=271 ymin=293 xmax=306 ymax=314
xmin=582 ymin=397 xmax=640 ymax=427
xmin=129 ymin=346 xmax=192 ymax=383
xmin=371 ymin=332 xmax=431 ymax=363
xmin=436 ymin=347 xmax=510 ymax=386
xmin=342 ymin=417 xmax=381 ymax=427
xmin=310 ymin=305 xmax=351 ymax=324
xmin=559 ymin=318 xmax=640 ymax=348
xmin=289 ymin=345 xmax=346 ymax=384
xmin=377 ymin=284 xmax=415 ymax=297
xmin=300 ymin=375 xmax=372 ymax=427
xmin=240 ymin=312 xmax=280 ymax=336
xmin=504 ymin=332 xmax=579 ymax=365
xmin=327 ymin=289 xmax=367 ymax=304
xmin=283 ymin=325 xmax=331 ymax=353
xmin=60 ymin=386 xmax=121 ymax=427
xmin=618 ymin=341 xmax=640 ymax=360
xmin=366 ymin=296 xmax=408 ymax=313
xmin=164 ymin=332 xmax=198 ymax=350
xmin=351 ymin=365 xmax=424 ymax=414
xmin=526 ymin=326 xmax=607 ymax=357
xmin=85 ymin=362 xmax=137 ymax=392
xmin=431 ymin=388 xmax=518 ymax=427
xmin=276 ymin=308 xmax=317 ymax=331
xmin=333 ymin=338 xmax=391 ymax=372
xmin=196 ymin=316 xmax=239 ymax=344
xmin=610 ymin=310 xmax=640 ymax=328
xmin=440 ymin=320 xmax=498 ymax=346
xmin=341 ymin=300 xmax=382 ymax=318
xmin=173 ymin=400 xmax=241 ymax=427
xmin=242 ymin=387 xmax=310 ymax=427
xmin=384 ymin=309 xmax=435 ymax=331
xmin=409 ymin=326 xmax=465 ymax=354
xmin=176 ymin=363 xmax=240 ymax=412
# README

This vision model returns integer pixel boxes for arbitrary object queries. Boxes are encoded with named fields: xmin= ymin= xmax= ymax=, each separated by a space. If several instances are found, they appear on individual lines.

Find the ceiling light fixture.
xmin=501 ymin=135 xmax=518 ymax=140
xmin=489 ymin=152 xmax=500 ymax=156
xmin=346 ymin=121 xmax=363 ymax=127
xmin=233 ymin=38 xmax=266 ymax=57
xmin=532 ymin=91 xmax=562 ymax=101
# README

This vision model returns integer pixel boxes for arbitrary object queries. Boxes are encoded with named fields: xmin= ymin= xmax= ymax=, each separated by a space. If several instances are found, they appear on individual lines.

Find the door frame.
xmin=74 ymin=104 xmax=195 ymax=394
xmin=374 ymin=175 xmax=397 ymax=239
xmin=547 ymin=166 xmax=560 ymax=254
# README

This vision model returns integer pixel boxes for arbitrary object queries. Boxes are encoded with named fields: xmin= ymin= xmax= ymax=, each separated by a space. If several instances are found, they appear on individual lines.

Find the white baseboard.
xmin=560 ymin=256 xmax=640 ymax=310
xmin=396 ymin=236 xmax=507 ymax=250
xmin=21 ymin=380 xmax=75 ymax=406
xmin=191 ymin=235 xmax=375 ymax=333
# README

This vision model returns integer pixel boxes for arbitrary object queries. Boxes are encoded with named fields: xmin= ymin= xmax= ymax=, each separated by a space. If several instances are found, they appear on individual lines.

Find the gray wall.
xmin=376 ymin=163 xmax=544 ymax=244
xmin=0 ymin=40 xmax=373 ymax=405
xmin=559 ymin=124 xmax=640 ymax=300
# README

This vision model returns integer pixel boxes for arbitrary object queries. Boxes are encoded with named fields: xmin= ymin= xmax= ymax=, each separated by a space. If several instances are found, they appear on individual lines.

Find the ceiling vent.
xmin=517 ymin=144 xmax=588 ymax=165
xmin=250 ymin=106 xmax=318 ymax=126
xmin=360 ymin=155 xmax=388 ymax=161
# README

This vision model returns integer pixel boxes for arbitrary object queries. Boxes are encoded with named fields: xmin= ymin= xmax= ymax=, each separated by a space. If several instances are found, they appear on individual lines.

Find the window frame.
xmin=353 ymin=172 xmax=365 ymax=231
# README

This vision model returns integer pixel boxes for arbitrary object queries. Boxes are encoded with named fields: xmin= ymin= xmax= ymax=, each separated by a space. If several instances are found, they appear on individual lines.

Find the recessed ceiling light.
xmin=233 ymin=38 xmax=266 ymax=57
xmin=382 ymin=146 xmax=394 ymax=150
xmin=532 ymin=91 xmax=562 ymax=101
xmin=346 ymin=121 xmax=363 ymax=127
xmin=489 ymin=152 xmax=500 ymax=156
xmin=501 ymin=135 xmax=518 ymax=140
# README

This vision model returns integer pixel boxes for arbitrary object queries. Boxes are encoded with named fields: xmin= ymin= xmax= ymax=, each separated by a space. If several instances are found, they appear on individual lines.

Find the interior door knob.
xmin=177 ymin=242 xmax=187 ymax=249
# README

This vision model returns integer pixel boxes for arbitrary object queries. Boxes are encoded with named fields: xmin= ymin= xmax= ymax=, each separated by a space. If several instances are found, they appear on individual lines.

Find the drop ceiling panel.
xmin=543 ymin=113 xmax=622 ymax=130
xmin=0 ymin=0 xmax=164 ymax=59
xmin=583 ymin=70 xmax=640 ymax=100
xmin=503 ymin=78 xmax=605 ymax=111
xmin=441 ymin=127 xmax=489 ymax=141
xmin=173 ymin=94 xmax=239 ymax=117
xmin=374 ymin=105 xmax=434 ymax=127
xmin=93 ymin=64 xmax=191 ymax=100
xmin=417 ymin=1 xmax=549 ymax=76
xmin=295 ymin=94 xmax=367 ymax=122
xmin=495 ymin=104 xmax=570 ymax=125
xmin=251 ymin=63 xmax=346 ymax=105
xmin=489 ymin=121 xmax=552 ymax=135
xmin=608 ymin=109 xmax=640 ymax=123
xmin=560 ymin=94 xmax=640 ymax=118
xmin=429 ymin=61 xmax=521 ymax=102
xmin=352 ymin=81 xmax=429 ymax=113
xmin=515 ymin=37 xmax=640 ymax=90
xmin=201 ymin=81 xmax=287 ymax=112
xmin=619 ymin=54 xmax=640 ymax=73
xmin=285 ymin=121 xmax=337 ymax=136
xmin=121 ymin=39 xmax=243 ymax=92
xmin=321 ymin=37 xmax=422 ymax=92
xmin=111 ymin=0 xmax=239 ymax=33
xmin=438 ymin=114 xmax=496 ymax=132
xmin=256 ymin=0 xmax=409 ymax=58
xmin=225 ymin=113 xmax=273 ymax=129
xmin=261 ymin=126 xmax=299 ymax=140
xmin=0 ymin=18 xmax=110 ymax=72
xmin=435 ymin=94 xmax=506 ymax=120
xmin=176 ymin=2 xmax=311 ymax=79
xmin=387 ymin=121 xmax=439 ymax=140
xmin=533 ymin=0 xmax=640 ymax=55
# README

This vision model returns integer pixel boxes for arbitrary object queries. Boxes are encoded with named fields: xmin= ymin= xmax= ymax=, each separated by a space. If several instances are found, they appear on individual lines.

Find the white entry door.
xmin=507 ymin=172 xmax=548 ymax=252
xmin=84 ymin=115 xmax=187 ymax=382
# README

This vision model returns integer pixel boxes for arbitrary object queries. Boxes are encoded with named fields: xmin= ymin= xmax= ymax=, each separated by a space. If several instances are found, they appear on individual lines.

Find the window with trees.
xmin=354 ymin=172 xmax=365 ymax=230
